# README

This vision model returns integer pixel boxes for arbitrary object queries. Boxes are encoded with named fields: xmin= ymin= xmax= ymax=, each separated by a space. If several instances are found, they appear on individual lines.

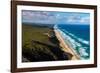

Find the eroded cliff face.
xmin=22 ymin=36 xmax=70 ymax=62
xmin=22 ymin=24 xmax=72 ymax=62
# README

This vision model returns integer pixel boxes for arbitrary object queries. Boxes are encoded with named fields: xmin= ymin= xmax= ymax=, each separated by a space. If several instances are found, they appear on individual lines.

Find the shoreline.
xmin=22 ymin=24 xmax=72 ymax=62
xmin=54 ymin=29 xmax=81 ymax=60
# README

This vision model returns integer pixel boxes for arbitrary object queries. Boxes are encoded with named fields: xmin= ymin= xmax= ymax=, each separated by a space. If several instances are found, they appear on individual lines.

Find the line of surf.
xmin=54 ymin=25 xmax=89 ymax=59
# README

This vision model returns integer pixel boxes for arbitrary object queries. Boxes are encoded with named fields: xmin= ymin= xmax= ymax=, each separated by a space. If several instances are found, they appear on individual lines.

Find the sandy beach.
xmin=54 ymin=29 xmax=81 ymax=60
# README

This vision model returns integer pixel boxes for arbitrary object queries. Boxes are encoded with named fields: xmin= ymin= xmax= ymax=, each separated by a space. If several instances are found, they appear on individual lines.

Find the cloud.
xmin=22 ymin=10 xmax=90 ymax=25
xmin=66 ymin=15 xmax=89 ymax=24
xmin=80 ymin=17 xmax=90 ymax=23
xmin=22 ymin=10 xmax=57 ymax=24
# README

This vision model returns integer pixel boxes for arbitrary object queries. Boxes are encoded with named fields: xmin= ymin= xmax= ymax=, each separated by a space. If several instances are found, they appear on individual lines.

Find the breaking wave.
xmin=54 ymin=25 xmax=90 ymax=59
xmin=62 ymin=29 xmax=90 ymax=45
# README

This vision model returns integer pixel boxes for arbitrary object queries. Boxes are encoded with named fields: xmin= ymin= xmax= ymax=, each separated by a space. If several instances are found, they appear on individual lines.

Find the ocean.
xmin=54 ymin=24 xmax=90 ymax=60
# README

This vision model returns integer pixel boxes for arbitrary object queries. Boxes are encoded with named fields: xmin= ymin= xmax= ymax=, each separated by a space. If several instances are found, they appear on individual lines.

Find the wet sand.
xmin=54 ymin=29 xmax=81 ymax=60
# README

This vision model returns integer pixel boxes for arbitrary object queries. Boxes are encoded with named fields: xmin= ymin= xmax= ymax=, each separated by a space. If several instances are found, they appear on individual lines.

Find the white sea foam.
xmin=62 ymin=29 xmax=89 ymax=45
xmin=78 ymin=38 xmax=89 ymax=45
xmin=54 ymin=27 xmax=89 ymax=59
xmin=79 ymin=48 xmax=89 ymax=57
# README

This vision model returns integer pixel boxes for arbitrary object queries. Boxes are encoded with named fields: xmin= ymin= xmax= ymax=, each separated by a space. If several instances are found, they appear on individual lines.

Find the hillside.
xmin=22 ymin=23 xmax=70 ymax=62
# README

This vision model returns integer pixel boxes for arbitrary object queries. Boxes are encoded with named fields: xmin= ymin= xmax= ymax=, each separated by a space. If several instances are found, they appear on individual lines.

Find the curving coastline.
xmin=54 ymin=28 xmax=81 ymax=60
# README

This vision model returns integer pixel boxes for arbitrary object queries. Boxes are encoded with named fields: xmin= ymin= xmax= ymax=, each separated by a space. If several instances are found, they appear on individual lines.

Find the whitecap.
xmin=54 ymin=27 xmax=89 ymax=59
xmin=62 ymin=30 xmax=89 ymax=45
xmin=79 ymin=47 xmax=88 ymax=57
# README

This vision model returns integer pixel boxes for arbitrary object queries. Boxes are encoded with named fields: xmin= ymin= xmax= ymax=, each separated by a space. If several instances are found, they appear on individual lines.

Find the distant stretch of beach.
xmin=54 ymin=29 xmax=81 ymax=60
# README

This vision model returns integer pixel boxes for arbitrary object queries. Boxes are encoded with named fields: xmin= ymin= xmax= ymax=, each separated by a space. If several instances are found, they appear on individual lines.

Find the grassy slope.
xmin=22 ymin=24 xmax=51 ymax=46
xmin=22 ymin=24 xmax=69 ymax=62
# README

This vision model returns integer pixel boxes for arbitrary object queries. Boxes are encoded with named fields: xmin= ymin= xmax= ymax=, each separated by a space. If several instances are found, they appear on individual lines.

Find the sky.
xmin=22 ymin=10 xmax=90 ymax=25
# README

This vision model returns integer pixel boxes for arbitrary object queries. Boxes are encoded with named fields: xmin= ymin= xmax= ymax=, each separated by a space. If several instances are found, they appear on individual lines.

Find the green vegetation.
xmin=22 ymin=23 xmax=69 ymax=62
xmin=22 ymin=24 xmax=53 ymax=46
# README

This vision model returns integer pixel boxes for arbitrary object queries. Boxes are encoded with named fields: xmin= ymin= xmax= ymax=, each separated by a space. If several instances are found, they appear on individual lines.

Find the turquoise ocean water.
xmin=54 ymin=24 xmax=90 ymax=59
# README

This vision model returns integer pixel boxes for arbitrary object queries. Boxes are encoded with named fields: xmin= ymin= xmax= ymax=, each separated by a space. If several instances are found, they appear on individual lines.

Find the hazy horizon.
xmin=22 ymin=10 xmax=90 ymax=25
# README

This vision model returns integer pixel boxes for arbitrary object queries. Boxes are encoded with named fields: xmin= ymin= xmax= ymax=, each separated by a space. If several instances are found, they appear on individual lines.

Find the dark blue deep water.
xmin=55 ymin=24 xmax=90 ymax=59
